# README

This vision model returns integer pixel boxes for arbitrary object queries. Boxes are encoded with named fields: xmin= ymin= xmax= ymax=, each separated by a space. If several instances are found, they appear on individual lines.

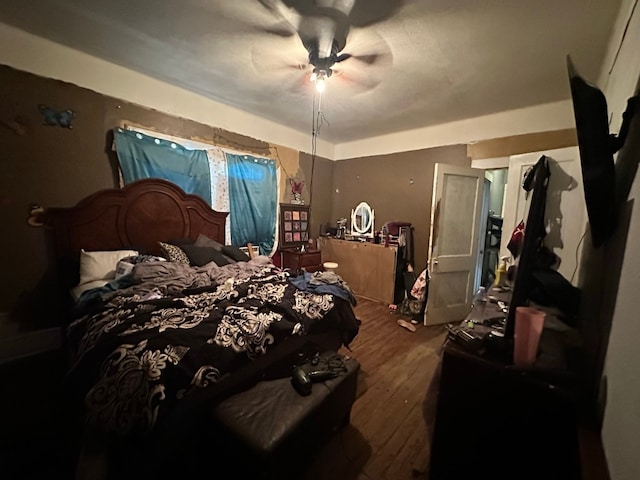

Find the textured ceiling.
xmin=0 ymin=0 xmax=622 ymax=144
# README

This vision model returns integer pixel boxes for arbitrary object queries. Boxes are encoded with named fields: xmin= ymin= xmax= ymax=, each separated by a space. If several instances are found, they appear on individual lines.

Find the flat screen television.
xmin=568 ymin=56 xmax=638 ymax=248
xmin=567 ymin=56 xmax=617 ymax=248
xmin=504 ymin=155 xmax=550 ymax=339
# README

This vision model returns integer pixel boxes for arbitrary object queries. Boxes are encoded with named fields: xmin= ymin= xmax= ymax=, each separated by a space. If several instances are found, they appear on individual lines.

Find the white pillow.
xmin=78 ymin=249 xmax=139 ymax=285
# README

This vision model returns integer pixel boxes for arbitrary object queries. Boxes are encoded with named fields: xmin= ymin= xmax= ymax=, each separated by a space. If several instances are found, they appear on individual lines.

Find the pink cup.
xmin=513 ymin=306 xmax=546 ymax=366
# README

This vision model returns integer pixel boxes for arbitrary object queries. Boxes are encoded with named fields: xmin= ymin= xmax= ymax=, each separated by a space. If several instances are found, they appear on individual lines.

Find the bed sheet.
xmin=66 ymin=258 xmax=360 ymax=436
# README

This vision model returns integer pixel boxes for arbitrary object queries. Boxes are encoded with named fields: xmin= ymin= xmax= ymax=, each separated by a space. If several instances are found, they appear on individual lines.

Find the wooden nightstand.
xmin=281 ymin=249 xmax=323 ymax=272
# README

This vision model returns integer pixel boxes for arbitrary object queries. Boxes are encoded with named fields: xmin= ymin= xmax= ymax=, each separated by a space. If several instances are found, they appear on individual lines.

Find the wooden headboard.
xmin=44 ymin=178 xmax=228 ymax=290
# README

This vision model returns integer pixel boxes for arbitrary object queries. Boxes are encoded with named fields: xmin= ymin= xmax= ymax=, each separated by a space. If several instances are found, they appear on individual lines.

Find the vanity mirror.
xmin=351 ymin=201 xmax=375 ymax=238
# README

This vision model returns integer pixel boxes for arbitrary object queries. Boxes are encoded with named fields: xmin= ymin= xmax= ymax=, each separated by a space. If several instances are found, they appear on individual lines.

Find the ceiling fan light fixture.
xmin=311 ymin=69 xmax=328 ymax=92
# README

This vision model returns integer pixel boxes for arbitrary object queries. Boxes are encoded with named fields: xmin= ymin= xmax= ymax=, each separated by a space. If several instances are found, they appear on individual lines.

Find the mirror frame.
xmin=351 ymin=201 xmax=375 ymax=237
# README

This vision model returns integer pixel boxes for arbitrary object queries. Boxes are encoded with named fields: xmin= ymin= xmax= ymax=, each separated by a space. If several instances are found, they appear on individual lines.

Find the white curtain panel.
xmin=206 ymin=147 xmax=232 ymax=244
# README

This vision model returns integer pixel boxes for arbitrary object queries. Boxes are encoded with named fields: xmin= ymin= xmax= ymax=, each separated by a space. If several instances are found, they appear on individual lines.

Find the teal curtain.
xmin=226 ymin=154 xmax=277 ymax=255
xmin=114 ymin=128 xmax=211 ymax=205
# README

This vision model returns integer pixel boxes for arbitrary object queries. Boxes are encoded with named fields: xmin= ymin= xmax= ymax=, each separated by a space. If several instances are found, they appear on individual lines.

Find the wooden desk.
xmin=428 ymin=296 xmax=584 ymax=480
xmin=317 ymin=237 xmax=397 ymax=304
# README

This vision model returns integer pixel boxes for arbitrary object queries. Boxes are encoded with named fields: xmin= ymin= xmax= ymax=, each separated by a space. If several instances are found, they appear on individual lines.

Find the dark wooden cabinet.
xmin=429 ymin=336 xmax=582 ymax=480
xmin=281 ymin=249 xmax=323 ymax=272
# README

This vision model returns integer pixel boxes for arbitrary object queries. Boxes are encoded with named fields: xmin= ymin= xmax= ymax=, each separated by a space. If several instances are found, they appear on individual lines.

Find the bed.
xmin=43 ymin=178 xmax=360 ymax=476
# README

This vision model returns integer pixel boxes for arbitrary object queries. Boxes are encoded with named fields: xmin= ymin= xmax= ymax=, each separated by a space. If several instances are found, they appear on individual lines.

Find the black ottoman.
xmin=212 ymin=351 xmax=360 ymax=479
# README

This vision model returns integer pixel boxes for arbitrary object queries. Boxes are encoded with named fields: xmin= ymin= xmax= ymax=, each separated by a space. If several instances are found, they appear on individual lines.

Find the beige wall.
xmin=298 ymin=152 xmax=334 ymax=243
xmin=593 ymin=2 xmax=640 ymax=478
xmin=330 ymin=145 xmax=470 ymax=273
xmin=467 ymin=128 xmax=577 ymax=160
xmin=2 ymin=65 xmax=116 ymax=329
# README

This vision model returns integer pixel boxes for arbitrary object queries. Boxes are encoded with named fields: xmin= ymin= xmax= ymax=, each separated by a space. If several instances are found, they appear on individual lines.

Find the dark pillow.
xmin=221 ymin=245 xmax=251 ymax=262
xmin=181 ymin=245 xmax=231 ymax=267
xmin=169 ymin=237 xmax=195 ymax=248
xmin=221 ymin=253 xmax=237 ymax=264
xmin=194 ymin=233 xmax=224 ymax=250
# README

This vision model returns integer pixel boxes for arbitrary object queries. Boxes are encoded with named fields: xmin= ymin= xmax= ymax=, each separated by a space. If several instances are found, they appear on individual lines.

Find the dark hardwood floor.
xmin=303 ymin=298 xmax=610 ymax=480
xmin=304 ymin=296 xmax=447 ymax=480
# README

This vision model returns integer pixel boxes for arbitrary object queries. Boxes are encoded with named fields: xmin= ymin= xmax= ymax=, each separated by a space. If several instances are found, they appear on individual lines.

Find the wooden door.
xmin=425 ymin=164 xmax=485 ymax=325
xmin=501 ymin=147 xmax=585 ymax=283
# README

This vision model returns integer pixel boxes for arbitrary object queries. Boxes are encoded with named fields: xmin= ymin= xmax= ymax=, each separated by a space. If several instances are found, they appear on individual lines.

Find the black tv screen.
xmin=505 ymin=156 xmax=550 ymax=339
xmin=567 ymin=56 xmax=616 ymax=247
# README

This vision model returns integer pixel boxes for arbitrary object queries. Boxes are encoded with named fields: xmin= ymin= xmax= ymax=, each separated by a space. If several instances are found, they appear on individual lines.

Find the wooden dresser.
xmin=317 ymin=237 xmax=397 ymax=304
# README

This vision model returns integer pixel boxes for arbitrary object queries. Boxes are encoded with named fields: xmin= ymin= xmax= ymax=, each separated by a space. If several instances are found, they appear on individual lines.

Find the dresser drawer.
xmin=298 ymin=251 xmax=321 ymax=267
xmin=281 ymin=250 xmax=322 ymax=271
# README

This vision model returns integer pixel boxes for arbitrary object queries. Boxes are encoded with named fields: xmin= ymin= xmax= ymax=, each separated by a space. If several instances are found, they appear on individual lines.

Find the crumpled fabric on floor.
xmin=289 ymin=271 xmax=357 ymax=306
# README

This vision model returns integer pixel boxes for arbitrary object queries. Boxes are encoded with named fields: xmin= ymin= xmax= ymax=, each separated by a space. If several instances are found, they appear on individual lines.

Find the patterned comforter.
xmin=66 ymin=257 xmax=360 ymax=436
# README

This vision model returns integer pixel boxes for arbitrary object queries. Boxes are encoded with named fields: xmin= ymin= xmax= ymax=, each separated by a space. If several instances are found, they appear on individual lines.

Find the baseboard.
xmin=0 ymin=327 xmax=62 ymax=365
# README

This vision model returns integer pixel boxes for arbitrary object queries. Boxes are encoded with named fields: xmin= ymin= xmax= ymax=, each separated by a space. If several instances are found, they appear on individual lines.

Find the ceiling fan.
xmin=255 ymin=0 xmax=400 ymax=93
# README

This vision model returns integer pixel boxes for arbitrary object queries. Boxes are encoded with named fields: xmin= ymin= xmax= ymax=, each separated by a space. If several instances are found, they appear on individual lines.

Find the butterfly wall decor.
xmin=38 ymin=104 xmax=75 ymax=128
xmin=290 ymin=179 xmax=305 ymax=194
xmin=289 ymin=179 xmax=305 ymax=204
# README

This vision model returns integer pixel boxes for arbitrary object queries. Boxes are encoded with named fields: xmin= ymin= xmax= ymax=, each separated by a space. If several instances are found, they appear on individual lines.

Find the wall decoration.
xmin=38 ymin=104 xmax=75 ymax=128
xmin=289 ymin=178 xmax=304 ymax=204
xmin=280 ymin=203 xmax=311 ymax=248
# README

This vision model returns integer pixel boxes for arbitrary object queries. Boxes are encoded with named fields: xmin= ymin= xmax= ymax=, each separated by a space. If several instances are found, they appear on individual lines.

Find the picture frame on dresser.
xmin=279 ymin=203 xmax=311 ymax=248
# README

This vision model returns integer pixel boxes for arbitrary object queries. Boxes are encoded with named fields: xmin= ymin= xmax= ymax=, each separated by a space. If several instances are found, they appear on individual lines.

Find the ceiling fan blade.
xmin=217 ymin=1 xmax=297 ymax=38
xmin=332 ymin=51 xmax=389 ymax=66
xmin=280 ymin=0 xmax=356 ymax=17
xmin=250 ymin=42 xmax=309 ymax=76
xmin=348 ymin=0 xmax=405 ymax=27
xmin=258 ymin=0 xmax=302 ymax=32
xmin=332 ymin=67 xmax=381 ymax=93
xmin=256 ymin=23 xmax=296 ymax=38
xmin=329 ymin=29 xmax=393 ymax=94
xmin=348 ymin=53 xmax=384 ymax=65
xmin=340 ymin=28 xmax=393 ymax=67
